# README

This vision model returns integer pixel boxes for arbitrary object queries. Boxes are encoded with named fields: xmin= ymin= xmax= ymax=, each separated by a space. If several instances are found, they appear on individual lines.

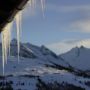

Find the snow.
xmin=25 ymin=43 xmax=70 ymax=68
xmin=61 ymin=46 xmax=90 ymax=71
xmin=40 ymin=73 xmax=90 ymax=90
xmin=5 ymin=76 xmax=38 ymax=90
xmin=0 ymin=41 xmax=90 ymax=90
xmin=0 ymin=56 xmax=89 ymax=90
xmin=0 ymin=56 xmax=68 ymax=76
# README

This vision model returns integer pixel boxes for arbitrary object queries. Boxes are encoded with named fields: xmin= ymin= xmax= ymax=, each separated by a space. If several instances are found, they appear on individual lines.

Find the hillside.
xmin=0 ymin=40 xmax=90 ymax=90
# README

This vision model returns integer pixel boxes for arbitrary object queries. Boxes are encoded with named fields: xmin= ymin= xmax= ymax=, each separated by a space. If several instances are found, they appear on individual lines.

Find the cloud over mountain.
xmin=46 ymin=39 xmax=90 ymax=54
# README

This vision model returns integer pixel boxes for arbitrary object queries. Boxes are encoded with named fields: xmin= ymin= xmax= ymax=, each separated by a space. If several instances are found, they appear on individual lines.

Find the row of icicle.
xmin=1 ymin=0 xmax=45 ymax=75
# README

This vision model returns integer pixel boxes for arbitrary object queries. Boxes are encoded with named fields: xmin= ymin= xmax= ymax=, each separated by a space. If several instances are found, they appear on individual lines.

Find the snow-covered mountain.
xmin=9 ymin=39 xmax=70 ymax=69
xmin=0 ymin=40 xmax=90 ymax=90
xmin=60 ymin=46 xmax=90 ymax=72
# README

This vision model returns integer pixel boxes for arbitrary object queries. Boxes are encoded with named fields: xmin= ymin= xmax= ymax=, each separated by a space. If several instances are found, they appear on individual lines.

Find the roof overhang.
xmin=0 ymin=0 xmax=29 ymax=32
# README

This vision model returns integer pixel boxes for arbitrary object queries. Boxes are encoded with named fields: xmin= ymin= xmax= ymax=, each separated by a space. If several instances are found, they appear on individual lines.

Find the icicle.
xmin=27 ymin=0 xmax=36 ymax=15
xmin=15 ymin=11 xmax=22 ymax=63
xmin=15 ymin=0 xmax=37 ymax=62
xmin=40 ymin=0 xmax=45 ymax=17
xmin=1 ymin=22 xmax=13 ymax=75
xmin=8 ymin=29 xmax=12 ymax=57
xmin=1 ymin=0 xmax=45 ymax=75
xmin=1 ymin=34 xmax=5 ymax=75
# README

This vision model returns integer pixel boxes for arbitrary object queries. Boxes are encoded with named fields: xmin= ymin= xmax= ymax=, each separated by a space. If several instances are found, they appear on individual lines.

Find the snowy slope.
xmin=60 ymin=46 xmax=90 ymax=71
xmin=0 ymin=39 xmax=71 ymax=74
xmin=0 ymin=40 xmax=90 ymax=90
xmin=24 ymin=43 xmax=70 ymax=68
xmin=0 ymin=57 xmax=90 ymax=90
xmin=8 ymin=39 xmax=70 ymax=69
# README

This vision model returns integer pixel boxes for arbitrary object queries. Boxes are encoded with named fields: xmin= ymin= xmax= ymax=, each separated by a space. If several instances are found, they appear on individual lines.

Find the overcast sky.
xmin=12 ymin=0 xmax=90 ymax=54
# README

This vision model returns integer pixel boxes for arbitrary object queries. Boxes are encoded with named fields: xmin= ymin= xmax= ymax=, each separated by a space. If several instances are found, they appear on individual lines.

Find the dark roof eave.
xmin=0 ymin=0 xmax=29 ymax=33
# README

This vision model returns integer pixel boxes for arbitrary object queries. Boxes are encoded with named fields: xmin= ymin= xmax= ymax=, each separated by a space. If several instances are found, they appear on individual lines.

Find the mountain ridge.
xmin=60 ymin=46 xmax=90 ymax=72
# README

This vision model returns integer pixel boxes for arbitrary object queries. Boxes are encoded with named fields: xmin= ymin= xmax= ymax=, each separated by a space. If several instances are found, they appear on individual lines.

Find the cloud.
xmin=46 ymin=4 xmax=90 ymax=33
xmin=46 ymin=39 xmax=90 ymax=54
xmin=69 ymin=19 xmax=90 ymax=33
xmin=46 ymin=4 xmax=90 ymax=13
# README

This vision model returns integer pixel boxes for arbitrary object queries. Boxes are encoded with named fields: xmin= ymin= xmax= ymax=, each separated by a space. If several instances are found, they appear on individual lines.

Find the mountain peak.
xmin=60 ymin=45 xmax=90 ymax=71
xmin=70 ymin=46 xmax=88 ymax=53
xmin=80 ymin=45 xmax=85 ymax=49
